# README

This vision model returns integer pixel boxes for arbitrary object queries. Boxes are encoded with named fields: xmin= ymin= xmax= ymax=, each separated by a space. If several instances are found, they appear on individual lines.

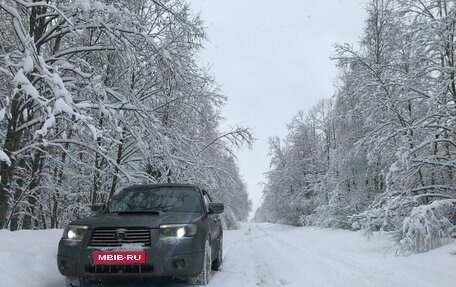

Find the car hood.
xmin=69 ymin=212 xmax=203 ymax=229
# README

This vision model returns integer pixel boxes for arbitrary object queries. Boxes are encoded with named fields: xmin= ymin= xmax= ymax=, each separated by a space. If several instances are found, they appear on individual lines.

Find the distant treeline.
xmin=256 ymin=0 xmax=456 ymax=254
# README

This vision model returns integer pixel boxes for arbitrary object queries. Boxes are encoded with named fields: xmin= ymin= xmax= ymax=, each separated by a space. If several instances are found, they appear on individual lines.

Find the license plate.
xmin=93 ymin=251 xmax=146 ymax=265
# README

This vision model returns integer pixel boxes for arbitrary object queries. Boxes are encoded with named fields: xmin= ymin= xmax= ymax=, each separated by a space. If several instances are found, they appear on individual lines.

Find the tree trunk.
xmin=0 ymin=91 xmax=26 ymax=229
xmin=22 ymin=150 xmax=44 ymax=229
xmin=108 ymin=138 xmax=124 ymax=202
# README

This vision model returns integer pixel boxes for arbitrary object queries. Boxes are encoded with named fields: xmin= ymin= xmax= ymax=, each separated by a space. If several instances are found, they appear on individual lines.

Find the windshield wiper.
xmin=117 ymin=210 xmax=162 ymax=215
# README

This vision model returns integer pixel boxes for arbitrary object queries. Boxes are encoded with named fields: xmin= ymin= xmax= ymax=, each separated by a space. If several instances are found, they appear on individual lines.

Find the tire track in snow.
xmin=260 ymin=225 xmax=431 ymax=287
xmin=211 ymin=223 xmax=290 ymax=287
xmin=249 ymin=223 xmax=380 ymax=287
xmin=248 ymin=224 xmax=297 ymax=287
xmin=249 ymin=223 xmax=450 ymax=287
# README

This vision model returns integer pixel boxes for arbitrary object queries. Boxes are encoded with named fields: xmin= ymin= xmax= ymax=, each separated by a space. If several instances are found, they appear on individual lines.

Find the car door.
xmin=202 ymin=191 xmax=221 ymax=242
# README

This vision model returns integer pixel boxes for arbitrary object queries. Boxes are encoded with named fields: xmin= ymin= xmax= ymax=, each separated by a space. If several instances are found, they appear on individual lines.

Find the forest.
xmin=0 ymin=0 xmax=252 ymax=231
xmin=255 ymin=0 xmax=456 ymax=254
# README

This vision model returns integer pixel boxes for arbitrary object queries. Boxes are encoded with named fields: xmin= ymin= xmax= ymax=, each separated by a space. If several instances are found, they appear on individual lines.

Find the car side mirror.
xmin=208 ymin=202 xmax=224 ymax=214
xmin=91 ymin=203 xmax=106 ymax=213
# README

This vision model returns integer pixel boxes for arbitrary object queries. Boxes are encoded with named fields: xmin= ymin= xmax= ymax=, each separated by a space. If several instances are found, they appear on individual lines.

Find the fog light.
xmin=173 ymin=259 xmax=185 ymax=269
xmin=59 ymin=258 xmax=69 ymax=271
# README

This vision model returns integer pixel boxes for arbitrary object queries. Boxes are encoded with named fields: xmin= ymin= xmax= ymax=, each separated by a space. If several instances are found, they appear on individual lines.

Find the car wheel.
xmin=65 ymin=277 xmax=84 ymax=287
xmin=212 ymin=236 xmax=223 ymax=271
xmin=189 ymin=237 xmax=212 ymax=285
xmin=65 ymin=276 xmax=94 ymax=287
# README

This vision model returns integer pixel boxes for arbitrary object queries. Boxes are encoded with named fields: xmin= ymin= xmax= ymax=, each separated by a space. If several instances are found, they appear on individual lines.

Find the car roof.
xmin=124 ymin=183 xmax=201 ymax=191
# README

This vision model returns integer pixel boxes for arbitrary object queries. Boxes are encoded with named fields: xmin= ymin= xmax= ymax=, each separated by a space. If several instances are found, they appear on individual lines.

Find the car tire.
xmin=65 ymin=277 xmax=84 ymax=287
xmin=212 ymin=236 xmax=223 ymax=271
xmin=189 ymin=237 xmax=212 ymax=285
xmin=65 ymin=276 xmax=95 ymax=287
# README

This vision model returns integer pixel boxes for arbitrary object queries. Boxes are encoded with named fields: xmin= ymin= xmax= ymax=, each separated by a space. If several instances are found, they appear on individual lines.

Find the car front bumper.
xmin=57 ymin=230 xmax=205 ymax=279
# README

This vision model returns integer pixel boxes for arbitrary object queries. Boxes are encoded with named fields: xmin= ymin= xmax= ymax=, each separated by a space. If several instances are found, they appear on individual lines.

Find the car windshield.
xmin=106 ymin=186 xmax=202 ymax=213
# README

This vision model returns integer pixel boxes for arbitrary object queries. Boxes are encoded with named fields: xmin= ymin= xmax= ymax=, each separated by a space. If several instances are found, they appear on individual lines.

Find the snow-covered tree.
xmin=0 ymin=0 xmax=252 ymax=230
xmin=257 ymin=0 xmax=456 ymax=253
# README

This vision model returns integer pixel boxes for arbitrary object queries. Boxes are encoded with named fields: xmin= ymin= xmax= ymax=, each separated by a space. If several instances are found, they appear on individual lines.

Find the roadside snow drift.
xmin=0 ymin=223 xmax=455 ymax=287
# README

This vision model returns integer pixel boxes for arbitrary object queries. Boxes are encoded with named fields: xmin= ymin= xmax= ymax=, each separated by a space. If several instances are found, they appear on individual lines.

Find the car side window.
xmin=203 ymin=193 xmax=211 ymax=213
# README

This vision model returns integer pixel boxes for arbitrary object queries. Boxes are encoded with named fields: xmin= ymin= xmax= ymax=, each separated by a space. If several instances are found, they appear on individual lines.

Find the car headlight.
xmin=160 ymin=224 xmax=197 ymax=238
xmin=62 ymin=225 xmax=89 ymax=241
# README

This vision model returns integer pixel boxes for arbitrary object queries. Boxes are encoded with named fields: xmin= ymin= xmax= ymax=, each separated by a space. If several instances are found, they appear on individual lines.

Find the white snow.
xmin=0 ymin=107 xmax=6 ymax=122
xmin=87 ymin=124 xmax=99 ymax=141
xmin=0 ymin=223 xmax=455 ymax=287
xmin=0 ymin=229 xmax=63 ymax=287
xmin=22 ymin=108 xmax=28 ymax=121
xmin=51 ymin=73 xmax=73 ymax=105
xmin=35 ymin=108 xmax=55 ymax=137
xmin=93 ymin=243 xmax=145 ymax=251
xmin=0 ymin=149 xmax=11 ymax=166
xmin=74 ymin=102 xmax=93 ymax=109
xmin=54 ymin=98 xmax=74 ymax=115
xmin=13 ymin=69 xmax=46 ymax=105
xmin=22 ymin=54 xmax=34 ymax=74
xmin=162 ymin=50 xmax=173 ymax=61
xmin=74 ymin=0 xmax=91 ymax=11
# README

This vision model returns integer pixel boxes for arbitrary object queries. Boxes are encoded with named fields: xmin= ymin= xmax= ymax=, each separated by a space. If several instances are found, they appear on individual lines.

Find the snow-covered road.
xmin=213 ymin=223 xmax=456 ymax=287
xmin=1 ymin=222 xmax=455 ymax=287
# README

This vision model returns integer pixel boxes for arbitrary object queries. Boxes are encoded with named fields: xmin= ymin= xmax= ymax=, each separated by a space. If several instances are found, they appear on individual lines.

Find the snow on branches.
xmin=0 ymin=0 xmax=252 ymax=230
xmin=257 ymin=0 xmax=456 ymax=254
xmin=398 ymin=199 xmax=456 ymax=254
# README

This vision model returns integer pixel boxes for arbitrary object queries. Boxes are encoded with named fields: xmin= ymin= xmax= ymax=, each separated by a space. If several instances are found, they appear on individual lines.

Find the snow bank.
xmin=398 ymin=199 xmax=456 ymax=254
xmin=1 ymin=224 xmax=455 ymax=287
xmin=0 ymin=229 xmax=63 ymax=287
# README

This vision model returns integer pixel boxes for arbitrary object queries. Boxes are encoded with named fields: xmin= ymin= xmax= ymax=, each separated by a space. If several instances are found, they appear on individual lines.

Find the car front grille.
xmin=89 ymin=228 xmax=151 ymax=247
xmin=85 ymin=264 xmax=153 ymax=274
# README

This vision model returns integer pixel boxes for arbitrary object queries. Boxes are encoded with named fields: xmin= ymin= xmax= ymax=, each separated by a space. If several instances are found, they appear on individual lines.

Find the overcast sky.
xmin=190 ymin=0 xmax=367 ymax=216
